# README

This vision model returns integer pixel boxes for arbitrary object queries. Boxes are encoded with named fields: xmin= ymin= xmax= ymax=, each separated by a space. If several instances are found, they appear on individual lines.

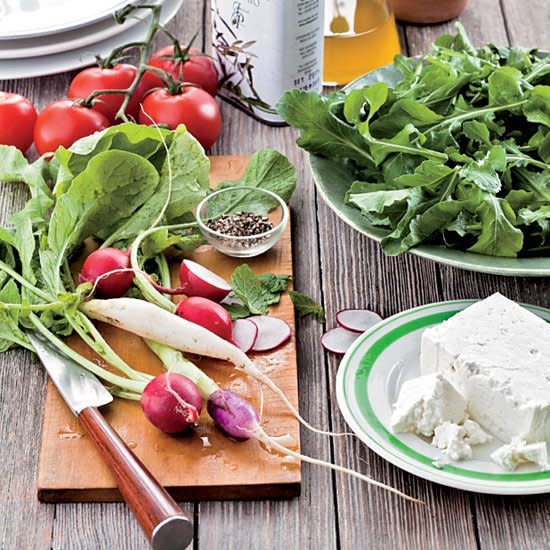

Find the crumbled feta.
xmin=431 ymin=419 xmax=491 ymax=462
xmin=432 ymin=422 xmax=472 ymax=461
xmin=420 ymin=293 xmax=550 ymax=445
xmin=391 ymin=373 xmax=466 ymax=436
xmin=462 ymin=419 xmax=492 ymax=446
xmin=490 ymin=439 xmax=549 ymax=471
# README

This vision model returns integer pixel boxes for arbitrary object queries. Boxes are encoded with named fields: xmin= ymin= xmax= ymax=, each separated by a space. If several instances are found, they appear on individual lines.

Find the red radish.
xmin=150 ymin=259 xmax=231 ymax=302
xmin=336 ymin=309 xmax=383 ymax=333
xmin=249 ymin=316 xmax=291 ymax=352
xmin=141 ymin=372 xmax=202 ymax=434
xmin=176 ymin=296 xmax=233 ymax=342
xmin=321 ymin=327 xmax=360 ymax=355
xmin=179 ymin=260 xmax=231 ymax=301
xmin=232 ymin=319 xmax=258 ymax=353
xmin=79 ymin=248 xmax=133 ymax=298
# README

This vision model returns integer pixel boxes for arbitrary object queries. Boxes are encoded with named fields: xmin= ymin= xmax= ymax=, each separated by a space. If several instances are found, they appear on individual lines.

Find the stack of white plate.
xmin=0 ymin=0 xmax=183 ymax=79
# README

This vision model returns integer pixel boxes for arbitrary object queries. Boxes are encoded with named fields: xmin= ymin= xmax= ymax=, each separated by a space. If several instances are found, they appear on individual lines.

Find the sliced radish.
xmin=336 ymin=309 xmax=383 ymax=333
xmin=321 ymin=327 xmax=360 ymax=355
xmin=232 ymin=318 xmax=258 ymax=353
xmin=249 ymin=316 xmax=292 ymax=352
xmin=179 ymin=259 xmax=231 ymax=302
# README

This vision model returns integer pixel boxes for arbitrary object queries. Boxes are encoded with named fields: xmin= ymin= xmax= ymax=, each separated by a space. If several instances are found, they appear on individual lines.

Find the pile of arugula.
xmin=278 ymin=24 xmax=550 ymax=257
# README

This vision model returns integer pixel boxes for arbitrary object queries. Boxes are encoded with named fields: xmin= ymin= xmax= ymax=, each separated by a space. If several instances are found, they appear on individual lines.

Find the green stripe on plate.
xmin=346 ymin=309 xmax=550 ymax=482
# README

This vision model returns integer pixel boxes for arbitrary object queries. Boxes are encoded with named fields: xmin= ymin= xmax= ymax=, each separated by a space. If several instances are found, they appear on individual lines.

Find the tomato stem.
xmin=81 ymin=2 xmax=205 ymax=121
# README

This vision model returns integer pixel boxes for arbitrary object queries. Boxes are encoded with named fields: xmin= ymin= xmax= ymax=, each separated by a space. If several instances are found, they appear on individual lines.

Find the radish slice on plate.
xmin=321 ymin=327 xmax=360 ymax=355
xmin=232 ymin=318 xmax=258 ymax=353
xmin=336 ymin=309 xmax=382 ymax=333
xmin=249 ymin=316 xmax=291 ymax=352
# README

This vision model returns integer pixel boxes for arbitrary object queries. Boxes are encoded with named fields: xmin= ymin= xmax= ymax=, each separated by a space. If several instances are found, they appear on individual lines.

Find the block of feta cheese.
xmin=490 ymin=439 xmax=549 ymax=471
xmin=432 ymin=419 xmax=492 ymax=461
xmin=420 ymin=293 xmax=550 ymax=445
xmin=391 ymin=373 xmax=467 ymax=436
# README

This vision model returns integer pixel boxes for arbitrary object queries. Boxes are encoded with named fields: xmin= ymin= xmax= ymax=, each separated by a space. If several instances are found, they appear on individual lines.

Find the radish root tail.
xmin=239 ymin=359 xmax=354 ymax=438
xmin=255 ymin=427 xmax=422 ymax=504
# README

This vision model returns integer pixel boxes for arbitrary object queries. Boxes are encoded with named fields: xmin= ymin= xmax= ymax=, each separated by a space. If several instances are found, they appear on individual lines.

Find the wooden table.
xmin=1 ymin=1 xmax=549 ymax=548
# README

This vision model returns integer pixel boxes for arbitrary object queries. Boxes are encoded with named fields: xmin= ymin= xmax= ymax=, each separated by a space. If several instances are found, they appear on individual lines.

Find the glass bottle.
xmin=212 ymin=0 xmax=325 ymax=125
xmin=324 ymin=0 xmax=401 ymax=85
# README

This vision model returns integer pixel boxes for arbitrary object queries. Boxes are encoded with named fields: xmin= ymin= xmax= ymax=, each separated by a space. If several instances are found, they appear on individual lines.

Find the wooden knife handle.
xmin=79 ymin=407 xmax=193 ymax=550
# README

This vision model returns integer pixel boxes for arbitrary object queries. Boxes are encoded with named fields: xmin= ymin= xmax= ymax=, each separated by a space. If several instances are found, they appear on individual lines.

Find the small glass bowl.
xmin=196 ymin=186 xmax=289 ymax=258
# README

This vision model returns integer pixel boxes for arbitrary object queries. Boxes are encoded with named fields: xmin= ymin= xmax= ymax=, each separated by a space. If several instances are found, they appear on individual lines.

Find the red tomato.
xmin=139 ymin=87 xmax=221 ymax=150
xmin=143 ymin=46 xmax=218 ymax=97
xmin=68 ymin=64 xmax=150 ymax=123
xmin=34 ymin=100 xmax=110 ymax=156
xmin=0 ymin=92 xmax=37 ymax=153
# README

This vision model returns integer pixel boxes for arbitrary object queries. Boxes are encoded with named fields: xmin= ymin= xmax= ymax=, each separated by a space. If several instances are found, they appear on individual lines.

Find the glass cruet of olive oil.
xmin=324 ymin=0 xmax=401 ymax=85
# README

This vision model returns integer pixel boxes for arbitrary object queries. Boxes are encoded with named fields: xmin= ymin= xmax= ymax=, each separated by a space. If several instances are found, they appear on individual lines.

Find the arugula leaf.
xmin=222 ymin=302 xmax=251 ymax=320
xmin=467 ymin=196 xmax=523 ymax=257
xmin=277 ymin=89 xmax=374 ymax=167
xmin=488 ymin=66 xmax=524 ymax=106
xmin=288 ymin=290 xmax=325 ymax=322
xmin=370 ymin=99 xmax=443 ymax=137
xmin=523 ymin=86 xmax=550 ymax=128
xmin=280 ymin=24 xmax=550 ymax=258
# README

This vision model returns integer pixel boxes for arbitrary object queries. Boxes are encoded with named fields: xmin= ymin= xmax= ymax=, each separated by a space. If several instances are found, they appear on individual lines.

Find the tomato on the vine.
xmin=0 ymin=92 xmax=37 ymax=153
xmin=139 ymin=86 xmax=221 ymax=150
xmin=34 ymin=100 xmax=110 ymax=156
xmin=143 ymin=46 xmax=218 ymax=97
xmin=68 ymin=64 xmax=150 ymax=123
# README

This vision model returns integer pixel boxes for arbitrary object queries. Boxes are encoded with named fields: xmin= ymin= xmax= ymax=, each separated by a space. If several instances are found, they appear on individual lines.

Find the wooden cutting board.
xmin=37 ymin=156 xmax=301 ymax=502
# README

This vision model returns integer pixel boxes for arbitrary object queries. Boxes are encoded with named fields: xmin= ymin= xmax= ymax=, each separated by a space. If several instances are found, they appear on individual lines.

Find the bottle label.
xmin=212 ymin=0 xmax=325 ymax=125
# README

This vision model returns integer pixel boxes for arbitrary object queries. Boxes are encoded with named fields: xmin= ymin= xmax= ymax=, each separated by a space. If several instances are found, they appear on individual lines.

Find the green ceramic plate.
xmin=335 ymin=299 xmax=550 ymax=495
xmin=309 ymin=64 xmax=550 ymax=276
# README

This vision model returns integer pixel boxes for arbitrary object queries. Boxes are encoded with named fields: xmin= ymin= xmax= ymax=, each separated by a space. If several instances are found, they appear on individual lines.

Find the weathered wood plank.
xmin=405 ymin=0 xmax=508 ymax=51
xmin=321 ymin=3 xmax=511 ymax=547
xmin=198 ymin=7 xmax=337 ymax=547
xmin=0 ymin=351 xmax=54 ymax=550
xmin=501 ymin=0 xmax=550 ymax=49
xmin=0 ymin=5 xmax=200 ymax=550
xmin=198 ymin=122 xmax=339 ymax=548
xmin=317 ymin=198 xmax=479 ymax=550
xmin=437 ymin=2 xmax=550 ymax=549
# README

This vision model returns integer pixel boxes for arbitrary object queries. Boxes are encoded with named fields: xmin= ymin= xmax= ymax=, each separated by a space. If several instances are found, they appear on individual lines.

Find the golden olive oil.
xmin=324 ymin=0 xmax=401 ymax=85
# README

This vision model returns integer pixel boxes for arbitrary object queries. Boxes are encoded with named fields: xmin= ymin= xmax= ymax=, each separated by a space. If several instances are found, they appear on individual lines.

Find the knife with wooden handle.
xmin=27 ymin=331 xmax=193 ymax=550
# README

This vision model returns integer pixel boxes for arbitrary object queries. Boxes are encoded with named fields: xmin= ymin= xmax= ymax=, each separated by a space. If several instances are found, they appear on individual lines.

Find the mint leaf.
xmin=226 ymin=266 xmax=291 ymax=317
xmin=258 ymin=273 xmax=291 ymax=294
xmin=229 ymin=265 xmax=280 ymax=315
xmin=288 ymin=291 xmax=325 ymax=322
xmin=223 ymin=302 xmax=251 ymax=320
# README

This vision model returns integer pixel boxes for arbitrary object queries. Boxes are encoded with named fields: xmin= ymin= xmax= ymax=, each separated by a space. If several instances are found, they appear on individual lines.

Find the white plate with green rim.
xmin=335 ymin=299 xmax=550 ymax=495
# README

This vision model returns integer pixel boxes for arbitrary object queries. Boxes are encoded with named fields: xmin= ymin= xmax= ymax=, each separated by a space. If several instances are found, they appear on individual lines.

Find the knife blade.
xmin=27 ymin=331 xmax=193 ymax=550
xmin=27 ymin=330 xmax=113 ymax=413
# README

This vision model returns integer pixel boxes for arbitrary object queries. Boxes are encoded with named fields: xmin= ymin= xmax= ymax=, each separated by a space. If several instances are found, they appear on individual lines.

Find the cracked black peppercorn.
xmin=206 ymin=212 xmax=275 ymax=248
